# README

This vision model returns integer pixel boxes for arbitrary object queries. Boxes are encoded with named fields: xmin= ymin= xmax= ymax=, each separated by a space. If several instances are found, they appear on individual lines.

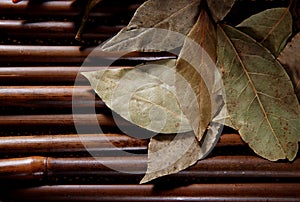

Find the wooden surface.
xmin=0 ymin=0 xmax=299 ymax=201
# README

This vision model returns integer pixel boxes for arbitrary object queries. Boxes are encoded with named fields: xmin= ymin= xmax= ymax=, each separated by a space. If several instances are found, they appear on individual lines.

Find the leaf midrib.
xmin=103 ymin=0 xmax=200 ymax=50
xmin=260 ymin=8 xmax=290 ymax=44
xmin=154 ymin=0 xmax=200 ymax=28
xmin=221 ymin=25 xmax=285 ymax=154
xmin=132 ymin=87 xmax=187 ymax=123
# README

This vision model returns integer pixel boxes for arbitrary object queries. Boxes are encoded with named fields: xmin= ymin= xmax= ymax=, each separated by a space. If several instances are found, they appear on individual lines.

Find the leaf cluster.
xmin=82 ymin=0 xmax=300 ymax=183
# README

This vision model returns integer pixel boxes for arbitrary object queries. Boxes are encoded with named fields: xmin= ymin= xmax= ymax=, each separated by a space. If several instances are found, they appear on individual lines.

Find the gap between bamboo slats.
xmin=0 ymin=134 xmax=243 ymax=154
xmin=0 ymin=46 xmax=176 ymax=63
xmin=0 ymin=155 xmax=299 ymax=182
xmin=0 ymin=20 xmax=124 ymax=40
xmin=1 ymin=184 xmax=300 ymax=202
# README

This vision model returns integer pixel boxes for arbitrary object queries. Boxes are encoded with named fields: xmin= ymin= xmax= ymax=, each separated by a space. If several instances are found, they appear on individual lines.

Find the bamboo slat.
xmin=0 ymin=134 xmax=148 ymax=154
xmin=0 ymin=0 xmax=143 ymax=17
xmin=0 ymin=66 xmax=133 ymax=83
xmin=0 ymin=86 xmax=105 ymax=108
xmin=0 ymin=20 xmax=124 ymax=40
xmin=1 ymin=155 xmax=299 ymax=182
xmin=0 ymin=45 xmax=176 ymax=63
xmin=0 ymin=134 xmax=244 ymax=154
xmin=0 ymin=114 xmax=122 ymax=127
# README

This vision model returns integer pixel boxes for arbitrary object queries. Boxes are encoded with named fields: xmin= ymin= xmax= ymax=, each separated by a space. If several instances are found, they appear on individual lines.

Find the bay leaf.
xmin=207 ymin=0 xmax=237 ymax=22
xmin=175 ymin=10 xmax=221 ymax=141
xmin=140 ymin=122 xmax=222 ymax=184
xmin=81 ymin=59 xmax=192 ymax=134
xmin=76 ymin=0 xmax=103 ymax=40
xmin=237 ymin=7 xmax=292 ymax=57
xmin=278 ymin=32 xmax=300 ymax=101
xmin=101 ymin=0 xmax=201 ymax=52
xmin=217 ymin=24 xmax=300 ymax=161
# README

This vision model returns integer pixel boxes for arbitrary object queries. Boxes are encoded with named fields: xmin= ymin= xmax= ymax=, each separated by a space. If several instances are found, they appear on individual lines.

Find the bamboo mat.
xmin=0 ymin=0 xmax=299 ymax=201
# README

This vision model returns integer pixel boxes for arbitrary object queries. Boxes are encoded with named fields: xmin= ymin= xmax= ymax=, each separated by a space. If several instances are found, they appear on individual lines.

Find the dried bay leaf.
xmin=207 ymin=0 xmax=237 ymax=22
xmin=101 ymin=0 xmax=201 ymax=52
xmin=175 ymin=10 xmax=220 ymax=141
xmin=278 ymin=32 xmax=300 ymax=101
xmin=237 ymin=7 xmax=292 ymax=57
xmin=217 ymin=24 xmax=300 ymax=161
xmin=82 ymin=60 xmax=192 ymax=134
xmin=140 ymin=122 xmax=222 ymax=184
xmin=140 ymin=132 xmax=199 ymax=184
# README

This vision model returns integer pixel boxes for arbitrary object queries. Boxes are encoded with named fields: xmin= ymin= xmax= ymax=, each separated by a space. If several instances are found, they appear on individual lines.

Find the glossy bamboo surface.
xmin=0 ymin=0 xmax=299 ymax=201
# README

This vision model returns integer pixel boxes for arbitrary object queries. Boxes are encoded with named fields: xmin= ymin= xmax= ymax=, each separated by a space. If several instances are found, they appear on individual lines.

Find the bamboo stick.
xmin=0 ymin=114 xmax=126 ymax=127
xmin=0 ymin=86 xmax=106 ymax=108
xmin=0 ymin=134 xmax=244 ymax=154
xmin=0 ymin=45 xmax=176 ymax=63
xmin=0 ymin=20 xmax=123 ymax=40
xmin=0 ymin=156 xmax=46 ymax=181
xmin=0 ymin=0 xmax=75 ymax=15
xmin=0 ymin=134 xmax=148 ymax=153
xmin=217 ymin=133 xmax=244 ymax=147
xmin=0 ymin=0 xmax=142 ymax=17
xmin=0 ymin=66 xmax=132 ymax=83
xmin=0 ymin=156 xmax=299 ymax=182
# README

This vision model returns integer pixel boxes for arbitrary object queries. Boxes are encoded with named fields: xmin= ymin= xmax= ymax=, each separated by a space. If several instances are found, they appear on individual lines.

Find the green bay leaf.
xmin=217 ymin=24 xmax=300 ymax=161
xmin=82 ymin=60 xmax=192 ymax=134
xmin=237 ymin=7 xmax=292 ymax=57
xmin=278 ymin=32 xmax=300 ymax=101
xmin=101 ymin=0 xmax=201 ymax=52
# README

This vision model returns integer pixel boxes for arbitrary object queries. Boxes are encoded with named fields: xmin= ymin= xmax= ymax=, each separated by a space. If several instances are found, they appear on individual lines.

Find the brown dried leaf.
xmin=101 ymin=0 xmax=201 ymax=52
xmin=140 ymin=122 xmax=222 ymax=184
xmin=175 ymin=10 xmax=220 ymax=141
xmin=207 ymin=0 xmax=237 ymax=22
xmin=278 ymin=32 xmax=300 ymax=101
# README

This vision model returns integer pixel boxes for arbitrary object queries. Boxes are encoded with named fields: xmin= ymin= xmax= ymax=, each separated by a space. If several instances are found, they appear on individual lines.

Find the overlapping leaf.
xmin=278 ymin=32 xmax=300 ymax=101
xmin=207 ymin=0 xmax=237 ymax=22
xmin=175 ymin=10 xmax=220 ymax=141
xmin=140 ymin=122 xmax=222 ymax=183
xmin=101 ymin=0 xmax=201 ymax=52
xmin=82 ymin=60 xmax=192 ymax=134
xmin=78 ymin=0 xmax=300 ymax=184
xmin=237 ymin=7 xmax=292 ymax=56
xmin=140 ymin=10 xmax=225 ymax=183
xmin=217 ymin=24 xmax=300 ymax=161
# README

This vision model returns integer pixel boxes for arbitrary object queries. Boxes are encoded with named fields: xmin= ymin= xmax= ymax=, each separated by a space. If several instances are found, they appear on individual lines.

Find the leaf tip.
xmin=139 ymin=175 xmax=151 ymax=184
xmin=80 ymin=71 xmax=90 ymax=79
xmin=80 ymin=71 xmax=96 ymax=86
xmin=75 ymin=32 xmax=82 ymax=41
xmin=140 ymin=172 xmax=160 ymax=184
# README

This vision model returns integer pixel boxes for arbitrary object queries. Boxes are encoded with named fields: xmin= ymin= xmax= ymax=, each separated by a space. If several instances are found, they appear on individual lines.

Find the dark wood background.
xmin=0 ymin=0 xmax=299 ymax=201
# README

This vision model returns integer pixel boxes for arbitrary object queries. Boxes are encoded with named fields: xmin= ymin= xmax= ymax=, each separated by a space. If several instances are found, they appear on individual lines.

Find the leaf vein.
xmin=222 ymin=26 xmax=285 ymax=153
